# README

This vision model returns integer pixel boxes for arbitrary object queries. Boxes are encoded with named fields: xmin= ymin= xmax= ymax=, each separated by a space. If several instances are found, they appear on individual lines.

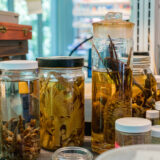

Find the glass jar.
xmin=0 ymin=60 xmax=40 ymax=160
xmin=37 ymin=57 xmax=85 ymax=151
xmin=115 ymin=117 xmax=151 ymax=147
xmin=52 ymin=147 xmax=93 ymax=160
xmin=92 ymin=12 xmax=134 ymax=153
xmin=151 ymin=125 xmax=160 ymax=144
xmin=155 ymin=75 xmax=160 ymax=101
xmin=132 ymin=52 xmax=157 ymax=117
xmin=146 ymin=110 xmax=159 ymax=125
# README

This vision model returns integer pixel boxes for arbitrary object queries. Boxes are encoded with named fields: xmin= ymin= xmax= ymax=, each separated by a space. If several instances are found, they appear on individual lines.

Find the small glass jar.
xmin=0 ymin=60 xmax=40 ymax=160
xmin=52 ymin=147 xmax=93 ymax=160
xmin=146 ymin=110 xmax=159 ymax=125
xmin=115 ymin=117 xmax=151 ymax=147
xmin=37 ymin=57 xmax=85 ymax=151
xmin=151 ymin=125 xmax=160 ymax=144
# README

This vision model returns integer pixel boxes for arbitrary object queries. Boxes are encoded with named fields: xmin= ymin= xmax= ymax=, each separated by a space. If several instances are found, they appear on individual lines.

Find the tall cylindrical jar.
xmin=37 ymin=57 xmax=85 ymax=151
xmin=0 ymin=60 xmax=40 ymax=160
xmin=92 ymin=12 xmax=134 ymax=153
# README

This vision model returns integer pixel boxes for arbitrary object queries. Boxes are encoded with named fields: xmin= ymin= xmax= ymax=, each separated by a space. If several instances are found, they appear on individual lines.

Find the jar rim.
xmin=51 ymin=147 xmax=93 ymax=160
xmin=0 ymin=60 xmax=38 ymax=70
xmin=116 ymin=117 xmax=151 ymax=133
xmin=37 ymin=56 xmax=84 ymax=68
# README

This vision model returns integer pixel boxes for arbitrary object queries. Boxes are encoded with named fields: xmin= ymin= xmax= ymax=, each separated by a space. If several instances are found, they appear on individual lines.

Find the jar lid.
xmin=93 ymin=12 xmax=134 ymax=28
xmin=155 ymin=75 xmax=160 ymax=83
xmin=51 ymin=147 xmax=93 ymax=160
xmin=0 ymin=60 xmax=38 ymax=70
xmin=146 ymin=110 xmax=159 ymax=119
xmin=133 ymin=52 xmax=149 ymax=56
xmin=155 ymin=101 xmax=160 ymax=111
xmin=37 ymin=56 xmax=84 ymax=68
xmin=151 ymin=125 xmax=160 ymax=138
xmin=116 ymin=117 xmax=151 ymax=133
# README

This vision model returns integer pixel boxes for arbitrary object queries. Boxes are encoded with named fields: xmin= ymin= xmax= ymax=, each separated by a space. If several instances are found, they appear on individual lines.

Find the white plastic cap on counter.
xmin=154 ymin=75 xmax=160 ymax=83
xmin=0 ymin=60 xmax=38 ymax=70
xmin=115 ymin=117 xmax=151 ymax=133
xmin=151 ymin=125 xmax=160 ymax=138
xmin=155 ymin=101 xmax=160 ymax=111
xmin=146 ymin=110 xmax=159 ymax=119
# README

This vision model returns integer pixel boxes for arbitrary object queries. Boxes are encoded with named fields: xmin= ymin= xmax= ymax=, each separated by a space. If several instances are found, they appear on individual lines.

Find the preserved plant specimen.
xmin=0 ymin=61 xmax=40 ymax=160
xmin=2 ymin=116 xmax=40 ymax=160
xmin=132 ymin=72 xmax=157 ymax=117
xmin=91 ymin=36 xmax=132 ymax=153
xmin=40 ymin=71 xmax=84 ymax=150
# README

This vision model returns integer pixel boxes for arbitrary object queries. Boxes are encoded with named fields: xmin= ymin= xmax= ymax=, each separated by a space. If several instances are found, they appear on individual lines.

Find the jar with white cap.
xmin=146 ymin=110 xmax=159 ymax=125
xmin=151 ymin=125 xmax=160 ymax=144
xmin=0 ymin=60 xmax=40 ymax=160
xmin=115 ymin=117 xmax=151 ymax=147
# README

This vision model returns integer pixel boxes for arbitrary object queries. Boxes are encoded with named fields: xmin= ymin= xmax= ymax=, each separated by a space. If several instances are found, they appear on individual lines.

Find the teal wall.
xmin=51 ymin=0 xmax=74 ymax=56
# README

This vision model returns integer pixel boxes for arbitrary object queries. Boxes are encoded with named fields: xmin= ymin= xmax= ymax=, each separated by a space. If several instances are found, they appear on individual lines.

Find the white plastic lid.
xmin=146 ymin=110 xmax=159 ymax=119
xmin=0 ymin=60 xmax=38 ymax=70
xmin=151 ymin=125 xmax=160 ymax=138
xmin=155 ymin=75 xmax=160 ymax=83
xmin=116 ymin=117 xmax=151 ymax=133
xmin=155 ymin=101 xmax=160 ymax=111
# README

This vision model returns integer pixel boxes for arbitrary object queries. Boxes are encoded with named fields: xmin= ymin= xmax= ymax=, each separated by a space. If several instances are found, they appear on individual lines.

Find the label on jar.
xmin=134 ymin=150 xmax=160 ymax=160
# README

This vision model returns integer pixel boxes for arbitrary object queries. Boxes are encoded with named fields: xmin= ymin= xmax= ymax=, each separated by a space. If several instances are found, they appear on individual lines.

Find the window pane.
xmin=42 ymin=0 xmax=51 ymax=57
xmin=14 ymin=0 xmax=38 ymax=59
xmin=0 ymin=0 xmax=8 ymax=11
xmin=14 ymin=0 xmax=51 ymax=59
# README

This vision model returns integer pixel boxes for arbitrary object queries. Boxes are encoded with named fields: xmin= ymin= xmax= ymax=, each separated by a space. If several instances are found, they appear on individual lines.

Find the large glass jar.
xmin=37 ymin=57 xmax=85 ymax=151
xmin=92 ymin=12 xmax=134 ymax=153
xmin=132 ymin=52 xmax=157 ymax=117
xmin=0 ymin=60 xmax=40 ymax=160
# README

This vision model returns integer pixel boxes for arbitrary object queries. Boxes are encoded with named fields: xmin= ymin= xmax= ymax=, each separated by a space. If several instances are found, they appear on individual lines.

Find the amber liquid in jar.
xmin=40 ymin=73 xmax=84 ymax=150
xmin=92 ymin=69 xmax=132 ymax=153
xmin=132 ymin=74 xmax=157 ymax=117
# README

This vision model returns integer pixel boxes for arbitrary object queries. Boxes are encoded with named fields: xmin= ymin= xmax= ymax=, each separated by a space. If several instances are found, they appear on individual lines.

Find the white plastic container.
xmin=115 ymin=117 xmax=151 ymax=147
xmin=96 ymin=145 xmax=160 ymax=160
xmin=152 ymin=125 xmax=160 ymax=144
xmin=146 ymin=110 xmax=159 ymax=125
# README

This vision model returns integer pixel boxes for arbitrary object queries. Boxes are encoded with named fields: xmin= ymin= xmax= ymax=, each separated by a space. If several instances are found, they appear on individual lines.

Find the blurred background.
xmin=0 ymin=0 xmax=131 ymax=60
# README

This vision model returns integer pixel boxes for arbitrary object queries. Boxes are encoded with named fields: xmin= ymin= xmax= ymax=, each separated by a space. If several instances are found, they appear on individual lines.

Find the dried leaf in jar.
xmin=40 ymin=72 xmax=84 ymax=150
